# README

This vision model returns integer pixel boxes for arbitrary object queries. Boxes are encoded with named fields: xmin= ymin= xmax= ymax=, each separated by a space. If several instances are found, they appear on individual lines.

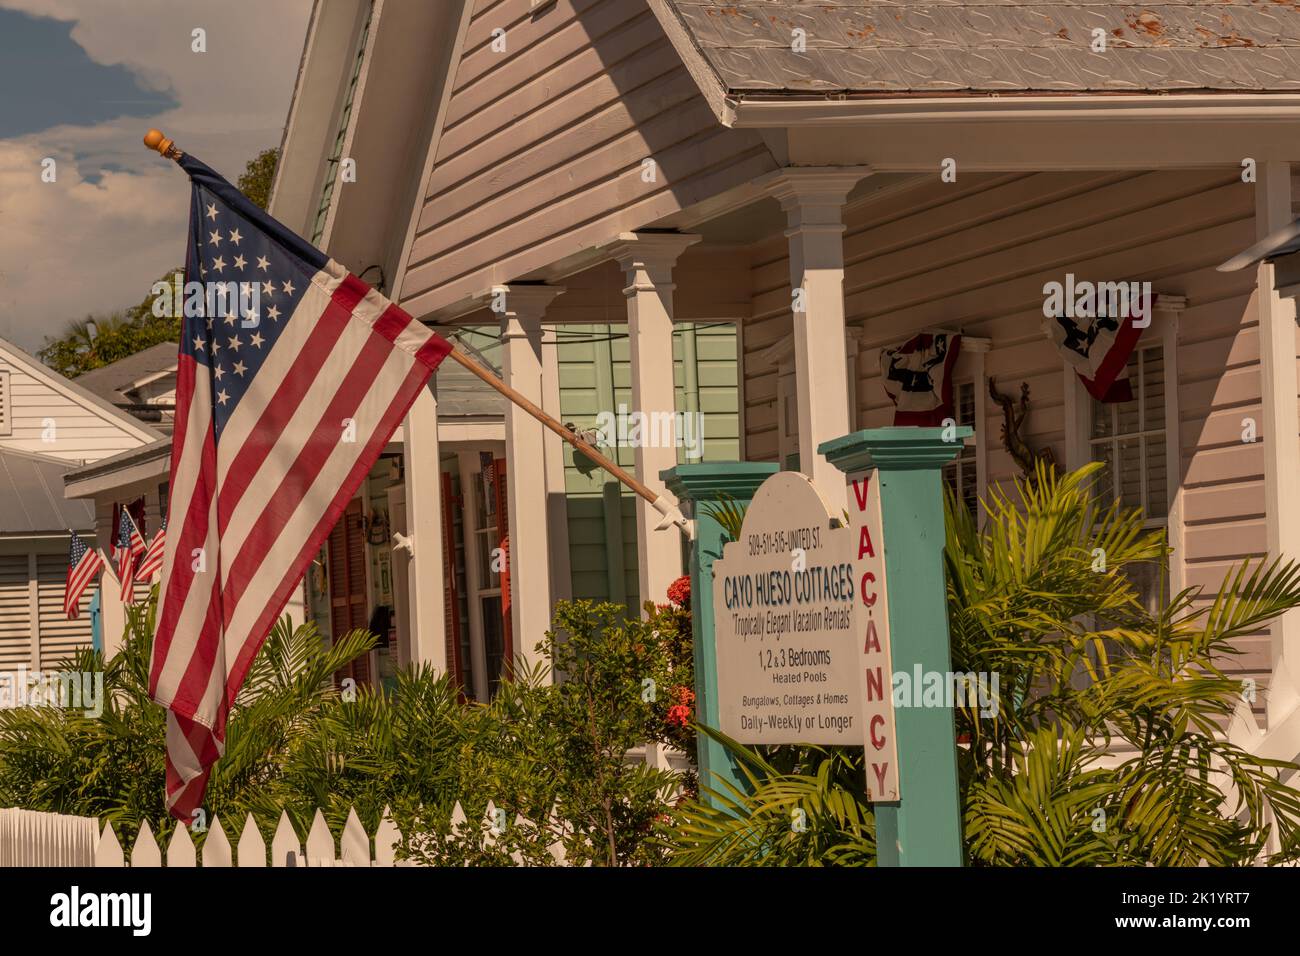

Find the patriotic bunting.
xmin=879 ymin=332 xmax=962 ymax=427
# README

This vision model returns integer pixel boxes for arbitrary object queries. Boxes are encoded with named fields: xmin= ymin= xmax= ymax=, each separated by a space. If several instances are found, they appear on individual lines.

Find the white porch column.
xmin=541 ymin=325 xmax=573 ymax=608
xmin=1256 ymin=162 xmax=1300 ymax=726
xmin=606 ymin=232 xmax=700 ymax=608
xmin=766 ymin=167 xmax=870 ymax=502
xmin=403 ymin=383 xmax=447 ymax=671
xmin=492 ymin=284 xmax=565 ymax=671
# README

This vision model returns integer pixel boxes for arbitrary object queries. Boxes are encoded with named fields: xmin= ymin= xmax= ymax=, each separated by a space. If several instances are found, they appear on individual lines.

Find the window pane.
xmin=1125 ymin=561 xmax=1166 ymax=617
xmin=1118 ymin=437 xmax=1142 ymax=511
xmin=1143 ymin=348 xmax=1166 ymax=434
xmin=960 ymin=458 xmax=978 ymax=518
xmin=1117 ymin=392 xmax=1141 ymax=436
xmin=956 ymin=382 xmax=975 ymax=427
xmin=1091 ymin=398 xmax=1113 ymax=439
xmin=1092 ymin=442 xmax=1115 ymax=505
xmin=1146 ymin=434 xmax=1168 ymax=518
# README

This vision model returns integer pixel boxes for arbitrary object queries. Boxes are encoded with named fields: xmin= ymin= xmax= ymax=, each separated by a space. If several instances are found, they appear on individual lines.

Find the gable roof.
xmin=0 ymin=337 xmax=164 ymax=445
xmin=657 ymin=2 xmax=1300 ymax=96
xmin=74 ymin=342 xmax=178 ymax=404
xmin=0 ymin=447 xmax=96 ymax=535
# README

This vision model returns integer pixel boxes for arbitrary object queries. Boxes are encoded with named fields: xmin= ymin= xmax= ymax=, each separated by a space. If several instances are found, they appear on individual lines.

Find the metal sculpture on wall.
xmin=988 ymin=378 xmax=1057 ymax=482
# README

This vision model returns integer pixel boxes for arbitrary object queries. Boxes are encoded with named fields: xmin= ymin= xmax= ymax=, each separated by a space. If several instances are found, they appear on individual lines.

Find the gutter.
xmin=63 ymin=439 xmax=173 ymax=499
xmin=726 ymin=92 xmax=1300 ymax=127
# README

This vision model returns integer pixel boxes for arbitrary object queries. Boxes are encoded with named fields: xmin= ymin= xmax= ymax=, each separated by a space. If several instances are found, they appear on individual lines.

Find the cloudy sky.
xmin=0 ymin=0 xmax=312 ymax=351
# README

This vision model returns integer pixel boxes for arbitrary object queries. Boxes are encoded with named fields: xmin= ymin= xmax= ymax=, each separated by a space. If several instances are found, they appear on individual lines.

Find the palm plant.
xmin=0 ymin=588 xmax=377 ymax=844
xmin=665 ymin=462 xmax=1300 ymax=866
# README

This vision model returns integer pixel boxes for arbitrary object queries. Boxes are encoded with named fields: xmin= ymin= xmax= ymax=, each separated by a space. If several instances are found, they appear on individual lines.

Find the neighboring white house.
xmin=74 ymin=341 xmax=180 ymax=435
xmin=0 ymin=337 xmax=163 ymax=672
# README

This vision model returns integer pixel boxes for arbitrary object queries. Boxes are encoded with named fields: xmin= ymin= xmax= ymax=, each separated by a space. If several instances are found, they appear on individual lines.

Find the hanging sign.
xmin=711 ymin=472 xmax=862 ymax=745
xmin=846 ymin=470 xmax=899 ymax=801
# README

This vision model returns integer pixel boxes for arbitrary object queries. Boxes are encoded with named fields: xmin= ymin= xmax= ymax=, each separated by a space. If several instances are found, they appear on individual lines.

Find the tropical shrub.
xmin=396 ymin=599 xmax=689 ymax=866
xmin=0 ymin=591 xmax=691 ymax=865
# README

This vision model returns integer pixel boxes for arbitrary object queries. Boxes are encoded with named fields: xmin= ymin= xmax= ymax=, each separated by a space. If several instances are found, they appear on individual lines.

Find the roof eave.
xmin=728 ymin=91 xmax=1300 ymax=127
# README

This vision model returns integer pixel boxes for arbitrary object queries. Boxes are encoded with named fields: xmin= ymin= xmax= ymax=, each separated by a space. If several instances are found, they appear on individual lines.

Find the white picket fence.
xmin=90 ymin=800 xmax=571 ymax=867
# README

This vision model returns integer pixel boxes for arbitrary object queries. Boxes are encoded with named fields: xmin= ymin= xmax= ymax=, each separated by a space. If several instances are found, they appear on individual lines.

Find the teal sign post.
xmin=663 ymin=462 xmax=778 ymax=805
xmin=819 ymin=427 xmax=968 ymax=867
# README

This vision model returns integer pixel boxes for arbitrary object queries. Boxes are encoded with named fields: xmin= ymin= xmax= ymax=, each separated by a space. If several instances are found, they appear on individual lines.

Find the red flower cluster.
xmin=665 ymin=685 xmax=695 ymax=727
xmin=667 ymin=574 xmax=691 ymax=609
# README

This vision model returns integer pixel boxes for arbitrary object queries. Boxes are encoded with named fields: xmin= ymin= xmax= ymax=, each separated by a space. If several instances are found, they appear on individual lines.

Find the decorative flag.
xmin=879 ymin=332 xmax=962 ymax=426
xmin=64 ymin=532 xmax=104 ymax=620
xmin=1047 ymin=292 xmax=1156 ymax=403
xmin=150 ymin=153 xmax=452 ymax=819
xmin=137 ymin=516 xmax=167 ymax=582
xmin=116 ymin=507 xmax=147 ymax=604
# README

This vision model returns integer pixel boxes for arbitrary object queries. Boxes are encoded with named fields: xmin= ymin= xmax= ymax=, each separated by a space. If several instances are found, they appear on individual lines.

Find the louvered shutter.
xmin=440 ymin=471 xmax=465 ymax=696
xmin=493 ymin=458 xmax=512 ymax=666
xmin=0 ymin=555 xmax=29 ymax=670
xmin=327 ymin=498 xmax=370 ymax=687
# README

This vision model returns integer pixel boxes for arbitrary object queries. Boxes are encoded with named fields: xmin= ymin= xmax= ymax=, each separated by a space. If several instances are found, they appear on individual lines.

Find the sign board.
xmin=846 ymin=471 xmax=899 ymax=801
xmin=711 ymin=472 xmax=863 ymax=745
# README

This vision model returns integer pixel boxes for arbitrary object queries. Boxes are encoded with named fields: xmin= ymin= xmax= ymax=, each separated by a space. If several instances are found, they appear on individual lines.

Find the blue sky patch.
xmin=0 ymin=10 xmax=177 ymax=138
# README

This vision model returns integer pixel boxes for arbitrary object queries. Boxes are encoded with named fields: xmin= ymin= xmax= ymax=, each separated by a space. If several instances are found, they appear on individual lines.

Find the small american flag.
xmin=137 ymin=516 xmax=166 ymax=582
xmin=64 ymin=532 xmax=104 ymax=620
xmin=150 ymin=154 xmax=452 ymax=819
xmin=116 ymin=507 xmax=147 ymax=604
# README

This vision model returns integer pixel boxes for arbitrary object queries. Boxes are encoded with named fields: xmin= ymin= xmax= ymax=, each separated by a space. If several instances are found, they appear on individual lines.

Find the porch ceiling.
xmin=660 ymin=2 xmax=1300 ymax=96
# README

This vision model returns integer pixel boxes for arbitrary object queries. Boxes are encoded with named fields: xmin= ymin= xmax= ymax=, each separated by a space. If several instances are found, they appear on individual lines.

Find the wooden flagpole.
xmin=143 ymin=129 xmax=687 ymax=531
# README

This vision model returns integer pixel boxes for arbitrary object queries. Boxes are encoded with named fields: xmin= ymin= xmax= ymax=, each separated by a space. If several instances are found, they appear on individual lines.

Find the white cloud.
xmin=0 ymin=0 xmax=312 ymax=352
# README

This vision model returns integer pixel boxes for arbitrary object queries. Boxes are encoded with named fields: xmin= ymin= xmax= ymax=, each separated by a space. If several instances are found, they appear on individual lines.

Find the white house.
xmin=0 ymin=337 xmax=162 ymax=672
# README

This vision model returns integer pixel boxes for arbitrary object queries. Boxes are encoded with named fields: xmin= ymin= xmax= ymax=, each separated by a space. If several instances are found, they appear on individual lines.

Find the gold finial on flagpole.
xmin=143 ymin=128 xmax=182 ymax=161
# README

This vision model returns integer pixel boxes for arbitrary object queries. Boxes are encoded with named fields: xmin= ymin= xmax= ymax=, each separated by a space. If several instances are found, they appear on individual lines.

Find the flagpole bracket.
xmin=651 ymin=495 xmax=692 ymax=536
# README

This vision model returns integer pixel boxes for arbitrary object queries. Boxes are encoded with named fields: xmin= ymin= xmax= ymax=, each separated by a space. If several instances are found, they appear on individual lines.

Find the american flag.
xmin=64 ymin=532 xmax=104 ymax=620
xmin=150 ymin=154 xmax=452 ymax=819
xmin=115 ymin=507 xmax=147 ymax=604
xmin=137 ymin=516 xmax=166 ymax=582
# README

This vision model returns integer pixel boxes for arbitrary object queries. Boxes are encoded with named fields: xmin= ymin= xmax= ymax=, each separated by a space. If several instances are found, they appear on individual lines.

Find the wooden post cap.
xmin=143 ymin=129 xmax=180 ymax=160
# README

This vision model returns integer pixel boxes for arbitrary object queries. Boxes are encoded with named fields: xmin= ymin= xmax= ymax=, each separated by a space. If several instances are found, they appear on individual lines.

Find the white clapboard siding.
xmin=79 ymin=804 xmax=575 ymax=867
xmin=0 ymin=344 xmax=157 ymax=464
xmin=0 ymin=808 xmax=99 ymax=866
xmin=398 ymin=0 xmax=775 ymax=319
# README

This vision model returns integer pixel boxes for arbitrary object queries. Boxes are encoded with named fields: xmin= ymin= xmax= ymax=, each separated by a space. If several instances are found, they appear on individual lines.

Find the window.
xmin=1088 ymin=345 xmax=1168 ymax=523
xmin=943 ymin=381 xmax=979 ymax=519
xmin=1086 ymin=343 xmax=1172 ymax=615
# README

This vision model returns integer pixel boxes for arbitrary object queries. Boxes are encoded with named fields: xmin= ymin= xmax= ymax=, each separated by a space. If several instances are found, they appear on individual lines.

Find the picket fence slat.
xmin=167 ymin=823 xmax=197 ymax=867
xmin=341 ymin=808 xmax=369 ymax=865
xmin=202 ymin=817 xmax=232 ymax=867
xmin=305 ymin=809 xmax=334 ymax=866
xmin=237 ymin=813 xmax=266 ymax=867
xmin=94 ymin=822 xmax=125 ymax=867
xmin=131 ymin=820 xmax=161 ymax=867
xmin=271 ymin=810 xmax=301 ymax=867
xmin=374 ymin=807 xmax=398 ymax=867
